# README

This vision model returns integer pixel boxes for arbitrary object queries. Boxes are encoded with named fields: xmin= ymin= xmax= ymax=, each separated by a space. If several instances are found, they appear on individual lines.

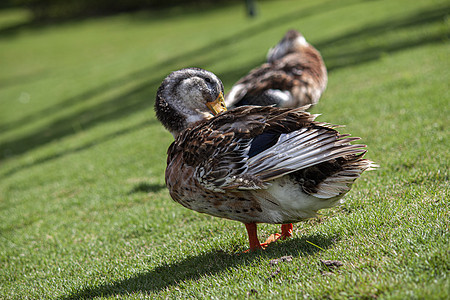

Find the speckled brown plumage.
xmin=225 ymin=30 xmax=327 ymax=109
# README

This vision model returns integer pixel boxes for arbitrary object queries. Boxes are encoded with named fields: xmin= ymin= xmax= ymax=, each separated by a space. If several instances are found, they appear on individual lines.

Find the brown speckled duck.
xmin=225 ymin=29 xmax=327 ymax=109
xmin=155 ymin=68 xmax=375 ymax=251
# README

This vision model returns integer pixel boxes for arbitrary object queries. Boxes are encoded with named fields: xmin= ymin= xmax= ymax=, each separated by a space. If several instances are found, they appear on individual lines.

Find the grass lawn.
xmin=1 ymin=0 xmax=449 ymax=298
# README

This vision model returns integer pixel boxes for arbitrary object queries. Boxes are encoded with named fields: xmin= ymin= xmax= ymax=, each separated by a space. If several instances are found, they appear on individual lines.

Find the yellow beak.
xmin=206 ymin=92 xmax=227 ymax=115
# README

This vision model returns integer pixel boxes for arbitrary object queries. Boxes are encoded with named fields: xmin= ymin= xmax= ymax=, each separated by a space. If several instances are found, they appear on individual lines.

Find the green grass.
xmin=0 ymin=0 xmax=449 ymax=298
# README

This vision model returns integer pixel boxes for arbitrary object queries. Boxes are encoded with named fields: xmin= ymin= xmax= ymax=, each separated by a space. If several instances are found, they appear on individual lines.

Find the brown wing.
xmin=168 ymin=106 xmax=317 ymax=192
xmin=168 ymin=106 xmax=371 ymax=194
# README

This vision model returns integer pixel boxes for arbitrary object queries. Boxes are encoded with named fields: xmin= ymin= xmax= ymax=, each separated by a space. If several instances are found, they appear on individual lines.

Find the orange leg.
xmin=244 ymin=223 xmax=263 ymax=251
xmin=281 ymin=223 xmax=293 ymax=239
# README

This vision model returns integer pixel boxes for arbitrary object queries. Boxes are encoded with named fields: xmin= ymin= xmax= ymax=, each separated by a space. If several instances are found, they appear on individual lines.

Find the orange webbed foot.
xmin=244 ymin=223 xmax=293 ymax=252
xmin=261 ymin=223 xmax=293 ymax=246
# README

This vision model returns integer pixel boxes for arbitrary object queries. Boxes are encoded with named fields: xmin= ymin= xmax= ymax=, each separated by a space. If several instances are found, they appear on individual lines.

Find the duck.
xmin=225 ymin=29 xmax=327 ymax=110
xmin=155 ymin=68 xmax=375 ymax=251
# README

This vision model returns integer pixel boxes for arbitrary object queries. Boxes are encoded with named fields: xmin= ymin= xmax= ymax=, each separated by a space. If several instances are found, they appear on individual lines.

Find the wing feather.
xmin=248 ymin=126 xmax=366 ymax=181
xmin=169 ymin=106 xmax=371 ymax=193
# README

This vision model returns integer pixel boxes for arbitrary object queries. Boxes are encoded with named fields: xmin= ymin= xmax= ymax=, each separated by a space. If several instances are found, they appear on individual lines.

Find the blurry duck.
xmin=155 ymin=68 xmax=375 ymax=251
xmin=225 ymin=29 xmax=327 ymax=109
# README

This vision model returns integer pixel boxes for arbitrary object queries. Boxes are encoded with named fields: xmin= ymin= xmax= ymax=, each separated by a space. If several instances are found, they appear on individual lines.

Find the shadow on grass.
xmin=0 ymin=119 xmax=156 ymax=179
xmin=60 ymin=233 xmax=337 ymax=299
xmin=0 ymin=69 xmax=52 ymax=89
xmin=0 ymin=79 xmax=160 ymax=161
xmin=320 ymin=5 xmax=450 ymax=71
xmin=129 ymin=182 xmax=166 ymax=194
xmin=0 ymin=1 xmax=245 ymax=38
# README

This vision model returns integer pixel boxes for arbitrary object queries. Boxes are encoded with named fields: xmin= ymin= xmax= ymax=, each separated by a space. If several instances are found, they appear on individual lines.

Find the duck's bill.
xmin=206 ymin=92 xmax=227 ymax=115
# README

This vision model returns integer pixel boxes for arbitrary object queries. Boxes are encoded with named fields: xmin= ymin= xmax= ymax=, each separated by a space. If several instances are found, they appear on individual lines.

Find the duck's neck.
xmin=169 ymin=109 xmax=213 ymax=139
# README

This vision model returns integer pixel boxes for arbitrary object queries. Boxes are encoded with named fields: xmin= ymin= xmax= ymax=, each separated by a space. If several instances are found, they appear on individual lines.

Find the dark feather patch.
xmin=248 ymin=131 xmax=281 ymax=158
xmin=290 ymin=159 xmax=344 ymax=194
xmin=289 ymin=153 xmax=370 ymax=196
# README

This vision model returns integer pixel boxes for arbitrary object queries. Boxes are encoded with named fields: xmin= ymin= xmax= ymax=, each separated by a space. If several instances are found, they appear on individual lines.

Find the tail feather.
xmin=312 ymin=157 xmax=376 ymax=199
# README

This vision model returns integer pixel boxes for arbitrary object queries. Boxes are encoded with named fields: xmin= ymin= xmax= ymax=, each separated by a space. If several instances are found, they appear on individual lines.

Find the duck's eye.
xmin=205 ymin=77 xmax=212 ymax=83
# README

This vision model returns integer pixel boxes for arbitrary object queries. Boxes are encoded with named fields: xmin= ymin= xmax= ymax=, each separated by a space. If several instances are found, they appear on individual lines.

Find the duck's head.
xmin=266 ymin=29 xmax=309 ymax=63
xmin=155 ymin=68 xmax=227 ymax=138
